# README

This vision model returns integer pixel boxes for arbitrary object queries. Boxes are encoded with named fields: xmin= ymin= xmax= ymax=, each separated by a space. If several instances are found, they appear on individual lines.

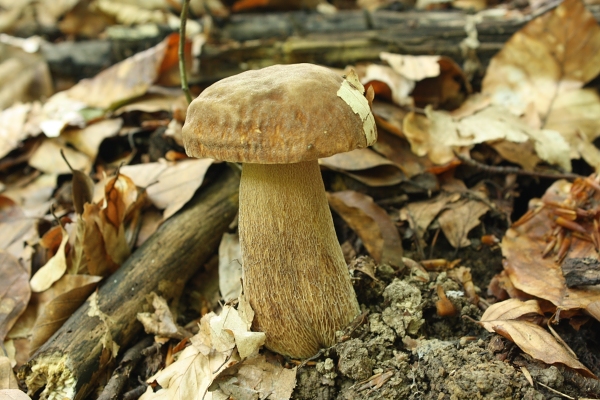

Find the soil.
xmin=288 ymin=240 xmax=600 ymax=400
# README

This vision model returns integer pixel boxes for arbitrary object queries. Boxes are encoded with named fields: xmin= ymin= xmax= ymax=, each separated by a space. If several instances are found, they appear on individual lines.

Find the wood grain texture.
xmin=19 ymin=167 xmax=240 ymax=400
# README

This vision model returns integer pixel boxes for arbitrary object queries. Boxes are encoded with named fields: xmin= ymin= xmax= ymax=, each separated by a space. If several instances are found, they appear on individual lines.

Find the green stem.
xmin=179 ymin=0 xmax=193 ymax=105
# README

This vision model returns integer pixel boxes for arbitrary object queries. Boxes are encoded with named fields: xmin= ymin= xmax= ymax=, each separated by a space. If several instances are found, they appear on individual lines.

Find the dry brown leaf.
xmin=0 ymin=389 xmax=31 ymax=400
xmin=0 ymin=102 xmax=42 ymax=160
xmin=218 ymin=233 xmax=242 ymax=302
xmin=437 ymin=197 xmax=489 ymax=248
xmin=0 ymin=196 xmax=37 ymax=263
xmin=30 ymin=227 xmax=69 ymax=293
xmin=120 ymin=158 xmax=213 ymax=220
xmin=402 ymin=104 xmax=570 ymax=169
xmin=479 ymin=319 xmax=595 ymax=378
xmin=502 ymin=178 xmax=600 ymax=321
xmin=480 ymin=299 xmax=543 ymax=324
xmin=213 ymin=354 xmax=297 ymax=400
xmin=62 ymin=118 xmax=123 ymax=159
xmin=320 ymin=148 xmax=404 ymax=187
xmin=328 ymin=190 xmax=403 ymax=267
xmin=137 ymin=293 xmax=190 ymax=340
xmin=29 ymin=274 xmax=102 ymax=355
xmin=482 ymin=0 xmax=600 ymax=169
xmin=0 ymin=41 xmax=52 ymax=110
xmin=400 ymin=192 xmax=456 ymax=246
xmin=28 ymin=139 xmax=92 ymax=175
xmin=66 ymin=34 xmax=177 ymax=109
xmin=2 ymin=173 xmax=56 ymax=219
xmin=0 ymin=251 xmax=30 ymax=342
xmin=141 ymin=302 xmax=267 ymax=400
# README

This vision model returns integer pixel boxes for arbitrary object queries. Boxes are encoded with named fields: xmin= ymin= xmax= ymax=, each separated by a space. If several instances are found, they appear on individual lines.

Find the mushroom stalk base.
xmin=239 ymin=161 xmax=360 ymax=358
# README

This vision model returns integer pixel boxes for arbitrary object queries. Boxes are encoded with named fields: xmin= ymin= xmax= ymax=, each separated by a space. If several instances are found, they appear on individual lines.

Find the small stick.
xmin=454 ymin=152 xmax=582 ymax=181
xmin=179 ymin=0 xmax=193 ymax=105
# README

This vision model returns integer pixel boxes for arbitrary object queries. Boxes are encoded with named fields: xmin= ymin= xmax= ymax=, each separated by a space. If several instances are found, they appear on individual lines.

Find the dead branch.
xmin=19 ymin=167 xmax=240 ymax=400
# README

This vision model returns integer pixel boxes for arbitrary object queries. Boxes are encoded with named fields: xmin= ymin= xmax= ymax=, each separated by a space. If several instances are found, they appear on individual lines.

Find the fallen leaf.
xmin=502 ymin=178 xmax=600 ymax=321
xmin=0 ymin=389 xmax=31 ymax=400
xmin=437 ymin=197 xmax=489 ymax=248
xmin=478 ymin=307 xmax=596 ymax=379
xmin=482 ymin=0 xmax=600 ymax=169
xmin=141 ymin=302 xmax=266 ymax=400
xmin=29 ymin=274 xmax=102 ymax=355
xmin=402 ymin=104 xmax=570 ymax=170
xmin=120 ymin=158 xmax=213 ymax=220
xmin=0 ymin=251 xmax=30 ymax=342
xmin=0 ymin=41 xmax=52 ymax=110
xmin=480 ymin=299 xmax=543 ymax=324
xmin=30 ymin=227 xmax=69 ymax=293
xmin=62 ymin=118 xmax=123 ymax=159
xmin=218 ymin=233 xmax=242 ymax=302
xmin=66 ymin=34 xmax=176 ymax=109
xmin=400 ymin=192 xmax=456 ymax=248
xmin=320 ymin=148 xmax=404 ymax=187
xmin=0 ymin=102 xmax=42 ymax=160
xmin=137 ymin=293 xmax=191 ymax=340
xmin=28 ymin=139 xmax=91 ymax=175
xmin=328 ymin=190 xmax=403 ymax=267
xmin=0 ymin=197 xmax=37 ymax=262
xmin=213 ymin=354 xmax=297 ymax=400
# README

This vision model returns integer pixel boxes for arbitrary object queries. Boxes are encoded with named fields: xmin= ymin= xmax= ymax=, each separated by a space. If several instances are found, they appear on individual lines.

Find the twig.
xmin=179 ymin=0 xmax=193 ymax=105
xmin=97 ymin=336 xmax=154 ymax=400
xmin=454 ymin=152 xmax=583 ymax=181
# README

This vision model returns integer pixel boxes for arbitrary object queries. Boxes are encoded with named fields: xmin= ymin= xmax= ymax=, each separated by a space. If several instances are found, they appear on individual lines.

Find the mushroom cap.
xmin=182 ymin=63 xmax=376 ymax=164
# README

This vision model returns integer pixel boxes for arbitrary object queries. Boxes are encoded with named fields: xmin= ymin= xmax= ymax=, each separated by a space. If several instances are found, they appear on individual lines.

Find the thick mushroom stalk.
xmin=239 ymin=161 xmax=360 ymax=358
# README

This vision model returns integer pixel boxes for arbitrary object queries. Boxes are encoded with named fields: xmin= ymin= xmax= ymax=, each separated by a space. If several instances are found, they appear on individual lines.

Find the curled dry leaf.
xmin=70 ymin=173 xmax=137 ymax=276
xmin=0 ymin=102 xmax=42 ymax=160
xmin=328 ymin=190 xmax=403 ymax=267
xmin=66 ymin=34 xmax=177 ymax=109
xmin=120 ymin=158 xmax=213 ymax=220
xmin=28 ymin=139 xmax=91 ymax=175
xmin=62 ymin=118 xmax=123 ymax=160
xmin=478 ymin=299 xmax=595 ymax=378
xmin=0 ymin=251 xmax=31 ymax=342
xmin=213 ymin=354 xmax=297 ymax=400
xmin=402 ymin=103 xmax=570 ymax=170
xmin=0 ymin=41 xmax=52 ymax=110
xmin=218 ymin=233 xmax=242 ymax=302
xmin=0 ymin=389 xmax=31 ymax=400
xmin=30 ymin=227 xmax=68 ymax=293
xmin=482 ymin=0 xmax=600 ymax=169
xmin=141 ymin=301 xmax=268 ymax=400
xmin=320 ymin=148 xmax=404 ymax=187
xmin=480 ymin=298 xmax=543 ymax=324
xmin=437 ymin=197 xmax=489 ymax=248
xmin=502 ymin=178 xmax=600 ymax=321
xmin=137 ymin=293 xmax=191 ymax=340
xmin=29 ymin=274 xmax=102 ymax=355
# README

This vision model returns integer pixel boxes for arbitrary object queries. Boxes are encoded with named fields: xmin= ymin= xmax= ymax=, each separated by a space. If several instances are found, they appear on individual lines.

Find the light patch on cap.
xmin=337 ymin=71 xmax=376 ymax=146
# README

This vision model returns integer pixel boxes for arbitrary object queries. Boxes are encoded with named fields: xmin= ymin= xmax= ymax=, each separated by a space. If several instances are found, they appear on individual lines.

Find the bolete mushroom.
xmin=182 ymin=63 xmax=376 ymax=358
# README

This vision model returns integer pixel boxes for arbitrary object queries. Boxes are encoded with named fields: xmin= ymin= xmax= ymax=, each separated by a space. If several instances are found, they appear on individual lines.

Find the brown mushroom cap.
xmin=182 ymin=63 xmax=376 ymax=164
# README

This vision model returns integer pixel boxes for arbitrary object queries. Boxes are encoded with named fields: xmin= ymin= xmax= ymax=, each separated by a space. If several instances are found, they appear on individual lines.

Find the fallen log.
xmin=19 ymin=166 xmax=240 ymax=400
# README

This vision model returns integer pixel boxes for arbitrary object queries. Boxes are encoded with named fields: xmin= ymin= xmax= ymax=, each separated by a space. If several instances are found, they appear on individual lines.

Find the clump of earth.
xmin=289 ymin=245 xmax=600 ymax=400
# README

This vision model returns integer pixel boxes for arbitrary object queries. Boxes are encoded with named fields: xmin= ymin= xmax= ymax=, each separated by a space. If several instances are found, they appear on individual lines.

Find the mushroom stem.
xmin=239 ymin=160 xmax=360 ymax=358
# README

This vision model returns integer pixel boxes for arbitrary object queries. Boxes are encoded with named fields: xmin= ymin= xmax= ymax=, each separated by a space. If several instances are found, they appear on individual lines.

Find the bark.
xmin=42 ymin=6 xmax=600 ymax=83
xmin=562 ymin=257 xmax=600 ymax=287
xmin=19 ymin=167 xmax=240 ymax=400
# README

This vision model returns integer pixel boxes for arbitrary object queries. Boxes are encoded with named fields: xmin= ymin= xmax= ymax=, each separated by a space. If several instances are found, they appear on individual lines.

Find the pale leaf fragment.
xmin=30 ymin=227 xmax=69 ymax=293
xmin=0 ymin=251 xmax=30 ymax=342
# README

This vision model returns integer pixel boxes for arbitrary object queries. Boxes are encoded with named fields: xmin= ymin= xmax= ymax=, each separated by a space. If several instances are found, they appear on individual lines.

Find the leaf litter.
xmin=2 ymin=0 xmax=600 ymax=398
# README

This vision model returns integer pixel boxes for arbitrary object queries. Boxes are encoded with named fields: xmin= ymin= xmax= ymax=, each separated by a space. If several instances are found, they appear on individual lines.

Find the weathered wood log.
xmin=40 ymin=6 xmax=600 ymax=83
xmin=562 ymin=257 xmax=600 ymax=287
xmin=19 ymin=167 xmax=240 ymax=400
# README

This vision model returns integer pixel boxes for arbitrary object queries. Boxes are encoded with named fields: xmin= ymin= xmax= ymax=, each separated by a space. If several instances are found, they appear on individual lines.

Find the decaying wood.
xmin=42 ymin=6 xmax=600 ymax=83
xmin=19 ymin=167 xmax=240 ymax=400
xmin=562 ymin=257 xmax=600 ymax=287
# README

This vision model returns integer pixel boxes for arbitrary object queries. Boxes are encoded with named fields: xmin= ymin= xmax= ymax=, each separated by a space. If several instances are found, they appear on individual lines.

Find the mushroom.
xmin=182 ymin=63 xmax=376 ymax=358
